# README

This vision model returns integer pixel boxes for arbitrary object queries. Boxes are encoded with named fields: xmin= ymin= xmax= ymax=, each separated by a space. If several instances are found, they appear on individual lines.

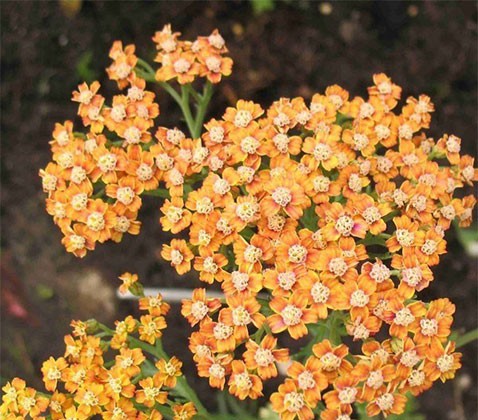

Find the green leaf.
xmin=455 ymin=328 xmax=478 ymax=348
xmin=250 ymin=0 xmax=275 ymax=15
xmin=35 ymin=284 xmax=55 ymax=300
xmin=75 ymin=51 xmax=98 ymax=83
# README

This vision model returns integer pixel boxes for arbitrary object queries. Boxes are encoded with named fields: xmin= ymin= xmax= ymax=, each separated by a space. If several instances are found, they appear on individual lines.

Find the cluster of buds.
xmin=1 ymin=281 xmax=202 ymax=419
xmin=29 ymin=26 xmax=478 ymax=419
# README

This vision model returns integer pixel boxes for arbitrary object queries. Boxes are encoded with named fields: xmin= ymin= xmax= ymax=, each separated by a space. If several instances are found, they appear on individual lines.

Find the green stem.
xmin=135 ymin=67 xmax=156 ymax=83
xmin=192 ymin=81 xmax=214 ymax=138
xmin=293 ymin=311 xmax=344 ymax=361
xmin=179 ymin=85 xmax=196 ymax=137
xmin=137 ymin=57 xmax=213 ymax=139
xmin=456 ymin=328 xmax=478 ymax=348
xmin=137 ymin=58 xmax=155 ymax=75
xmin=143 ymin=188 xmax=171 ymax=199
xmin=128 ymin=336 xmax=209 ymax=416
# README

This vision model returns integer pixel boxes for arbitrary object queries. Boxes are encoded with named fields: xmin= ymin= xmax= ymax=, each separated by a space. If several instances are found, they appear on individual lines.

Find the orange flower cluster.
xmin=153 ymin=25 xmax=233 ymax=84
xmin=34 ymin=27 xmax=477 ymax=419
xmin=173 ymin=75 xmax=475 ymax=418
xmin=39 ymin=27 xmax=232 ymax=257
xmin=1 ymin=282 xmax=198 ymax=420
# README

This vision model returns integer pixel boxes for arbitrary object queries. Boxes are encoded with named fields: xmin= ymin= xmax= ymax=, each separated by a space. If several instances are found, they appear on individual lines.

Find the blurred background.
xmin=1 ymin=1 xmax=477 ymax=418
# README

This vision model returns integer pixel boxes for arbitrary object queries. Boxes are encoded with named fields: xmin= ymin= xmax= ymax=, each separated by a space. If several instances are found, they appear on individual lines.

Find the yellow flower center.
xmin=313 ymin=175 xmax=331 ymax=193
xmin=394 ymin=308 xmax=414 ymax=326
xmin=271 ymin=187 xmax=292 ymax=207
xmin=231 ymin=271 xmax=249 ymax=292
xmin=421 ymin=239 xmax=438 ymax=255
xmin=335 ymin=215 xmax=354 ymax=236
xmin=375 ymin=124 xmax=390 ymax=140
xmin=234 ymin=110 xmax=253 ymax=128
xmin=144 ymin=386 xmax=160 ymax=400
xmin=196 ymin=197 xmax=214 ymax=214
xmin=328 ymin=257 xmax=348 ymax=277
xmin=232 ymin=306 xmax=251 ymax=326
xmin=273 ymin=112 xmax=290 ymax=127
xmin=166 ymin=206 xmax=183 ymax=224
xmin=168 ymin=169 xmax=184 ymax=187
xmin=173 ymin=58 xmax=191 ymax=74
xmin=209 ymin=126 xmax=225 ymax=143
xmin=313 ymin=143 xmax=332 ymax=161
xmin=273 ymin=134 xmax=290 ymax=153
xmin=462 ymin=165 xmax=474 ymax=181
xmin=395 ymin=229 xmax=415 ymax=247
xmin=206 ymin=56 xmax=222 ymax=73
xmin=288 ymin=244 xmax=307 ymax=264
xmin=366 ymin=370 xmax=384 ymax=389
xmin=408 ymin=369 xmax=425 ymax=387
xmin=244 ymin=245 xmax=263 ymax=263
xmin=124 ymin=126 xmax=141 ymax=144
xmin=136 ymin=163 xmax=153 ymax=181
xmin=359 ymin=102 xmax=374 ymax=119
xmin=420 ymin=318 xmax=438 ymax=336
xmin=338 ymin=387 xmax=357 ymax=404
xmin=350 ymin=290 xmax=369 ymax=307
xmin=42 ymin=174 xmax=57 ymax=191
xmin=87 ymin=212 xmax=105 ymax=231
xmin=236 ymin=200 xmax=259 ymax=222
xmin=213 ymin=178 xmax=230 ymax=195
xmin=277 ymin=272 xmax=296 ymax=290
xmin=311 ymin=282 xmax=330 ymax=304
xmin=234 ymin=372 xmax=252 ymax=390
xmin=47 ymin=366 xmax=62 ymax=381
xmin=114 ymin=216 xmax=131 ymax=233
xmin=170 ymin=249 xmax=184 ymax=266
xmin=328 ymin=94 xmax=343 ymax=109
xmin=111 ymin=104 xmax=126 ymax=122
xmin=320 ymin=352 xmax=341 ymax=371
xmin=297 ymin=370 xmax=316 ymax=390
xmin=376 ymin=393 xmax=394 ymax=411
xmin=348 ymin=173 xmax=362 ymax=192
xmin=209 ymin=363 xmax=225 ymax=379
xmin=216 ymin=218 xmax=232 ymax=235
xmin=70 ymin=166 xmax=87 ymax=184
xmin=240 ymin=136 xmax=260 ymax=154
xmin=166 ymin=128 xmax=185 ymax=145
xmin=117 ymin=187 xmax=135 ymax=205
xmin=400 ymin=350 xmax=420 ymax=368
xmin=281 ymin=304 xmax=302 ymax=326
xmin=82 ymin=390 xmax=99 ymax=406
xmin=284 ymin=391 xmax=305 ymax=413
xmin=203 ymin=256 xmax=218 ymax=273
xmin=79 ymin=90 xmax=93 ymax=104
xmin=399 ymin=124 xmax=413 ymax=140
xmin=446 ymin=135 xmax=460 ymax=153
xmin=71 ymin=193 xmax=88 ymax=211
xmin=254 ymin=348 xmax=275 ymax=367
xmin=191 ymin=301 xmax=208 ymax=321
xmin=377 ymin=81 xmax=392 ymax=94
xmin=352 ymin=133 xmax=369 ymax=151
xmin=97 ymin=153 xmax=117 ymax=172
xmin=213 ymin=322 xmax=233 ymax=340
xmin=402 ymin=266 xmax=422 ymax=287
xmin=127 ymin=86 xmax=144 ymax=101
xmin=268 ymin=214 xmax=286 ymax=232
xmin=436 ymin=354 xmax=454 ymax=373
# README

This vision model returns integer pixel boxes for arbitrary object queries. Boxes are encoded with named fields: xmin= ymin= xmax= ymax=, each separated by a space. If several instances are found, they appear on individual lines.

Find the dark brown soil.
xmin=1 ymin=1 xmax=477 ymax=418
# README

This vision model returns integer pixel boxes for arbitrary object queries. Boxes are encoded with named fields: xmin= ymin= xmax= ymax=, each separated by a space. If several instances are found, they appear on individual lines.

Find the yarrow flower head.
xmin=29 ymin=25 xmax=478 ymax=420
